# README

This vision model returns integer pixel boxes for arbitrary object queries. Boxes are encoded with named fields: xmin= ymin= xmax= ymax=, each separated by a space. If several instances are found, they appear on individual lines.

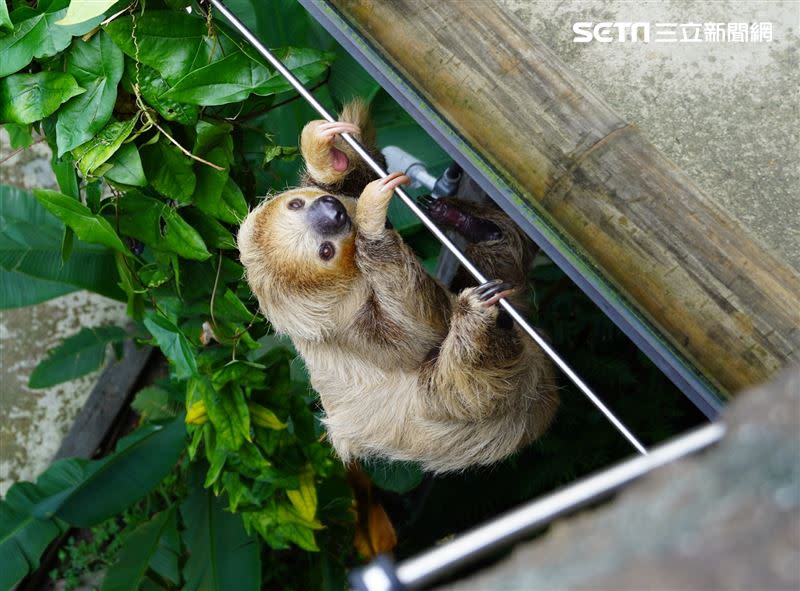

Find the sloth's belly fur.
xmin=296 ymin=338 xmax=544 ymax=473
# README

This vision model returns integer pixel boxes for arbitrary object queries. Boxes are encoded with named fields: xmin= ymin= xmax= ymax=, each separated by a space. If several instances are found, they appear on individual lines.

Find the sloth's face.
xmin=238 ymin=187 xmax=359 ymax=296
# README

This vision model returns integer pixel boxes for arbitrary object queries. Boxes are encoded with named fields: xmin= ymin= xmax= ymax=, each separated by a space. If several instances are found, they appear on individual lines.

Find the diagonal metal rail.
xmin=206 ymin=0 xmax=647 ymax=455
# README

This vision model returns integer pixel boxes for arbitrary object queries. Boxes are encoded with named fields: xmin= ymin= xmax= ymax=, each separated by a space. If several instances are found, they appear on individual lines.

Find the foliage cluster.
xmin=0 ymin=0 xmax=448 ymax=589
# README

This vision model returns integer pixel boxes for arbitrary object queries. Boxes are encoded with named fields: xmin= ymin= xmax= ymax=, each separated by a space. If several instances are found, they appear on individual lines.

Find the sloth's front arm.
xmin=354 ymin=175 xmax=452 ymax=335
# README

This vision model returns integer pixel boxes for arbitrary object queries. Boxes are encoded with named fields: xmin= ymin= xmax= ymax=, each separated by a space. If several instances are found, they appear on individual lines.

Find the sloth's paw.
xmin=472 ymin=279 xmax=516 ymax=308
xmin=300 ymin=120 xmax=361 ymax=177
xmin=357 ymin=172 xmax=410 ymax=236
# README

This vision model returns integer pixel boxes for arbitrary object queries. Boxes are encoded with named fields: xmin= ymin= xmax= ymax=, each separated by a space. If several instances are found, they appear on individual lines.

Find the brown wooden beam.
xmin=329 ymin=0 xmax=800 ymax=396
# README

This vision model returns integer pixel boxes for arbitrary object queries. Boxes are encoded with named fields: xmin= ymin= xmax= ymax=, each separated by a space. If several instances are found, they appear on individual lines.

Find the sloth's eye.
xmin=319 ymin=242 xmax=335 ymax=261
xmin=287 ymin=199 xmax=304 ymax=210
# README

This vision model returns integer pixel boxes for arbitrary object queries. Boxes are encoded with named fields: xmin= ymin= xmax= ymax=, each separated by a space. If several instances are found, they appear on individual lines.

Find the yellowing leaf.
xmin=286 ymin=468 xmax=316 ymax=523
xmin=185 ymin=401 xmax=208 ymax=425
xmin=56 ymin=0 xmax=117 ymax=26
xmin=248 ymin=402 xmax=287 ymax=430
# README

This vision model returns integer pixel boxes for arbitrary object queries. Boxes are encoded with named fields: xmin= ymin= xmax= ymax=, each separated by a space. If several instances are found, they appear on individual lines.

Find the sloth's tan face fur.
xmin=238 ymin=187 xmax=362 ymax=340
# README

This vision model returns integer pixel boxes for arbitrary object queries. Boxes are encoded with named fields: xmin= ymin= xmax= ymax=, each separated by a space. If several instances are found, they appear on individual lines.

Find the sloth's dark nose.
xmin=308 ymin=194 xmax=349 ymax=236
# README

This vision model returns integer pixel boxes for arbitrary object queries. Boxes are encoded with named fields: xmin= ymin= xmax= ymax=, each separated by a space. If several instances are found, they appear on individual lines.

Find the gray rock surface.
xmin=443 ymin=367 xmax=800 ymax=591
xmin=0 ymin=130 xmax=128 ymax=495
xmin=500 ymin=0 xmax=800 ymax=271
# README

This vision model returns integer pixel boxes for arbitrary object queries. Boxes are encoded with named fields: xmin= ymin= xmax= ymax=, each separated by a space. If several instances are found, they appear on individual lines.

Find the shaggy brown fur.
xmin=238 ymin=101 xmax=558 ymax=473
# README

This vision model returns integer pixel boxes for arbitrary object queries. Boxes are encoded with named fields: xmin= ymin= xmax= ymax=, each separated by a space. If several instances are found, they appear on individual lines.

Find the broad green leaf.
xmin=140 ymin=139 xmax=196 ymax=202
xmin=181 ymin=208 xmax=236 ymax=250
xmin=29 ymin=325 xmax=127 ymax=388
xmin=0 ymin=0 xmax=103 ymax=77
xmin=33 ymin=189 xmax=128 ymax=254
xmin=117 ymin=192 xmax=210 ymax=261
xmin=51 ymin=153 xmax=80 ymax=199
xmin=243 ymin=501 xmax=321 ymax=552
xmin=165 ymin=48 xmax=331 ymax=106
xmin=0 ymin=184 xmax=123 ymax=299
xmin=72 ymin=116 xmax=137 ymax=176
xmin=3 ymin=123 xmax=33 ymax=148
xmin=105 ymin=11 xmax=331 ymax=105
xmin=0 ymin=458 xmax=85 ymax=591
xmin=131 ymin=386 xmax=180 ymax=421
xmin=104 ymin=11 xmax=214 ymax=82
xmin=0 ymin=72 xmax=84 ymax=124
xmin=101 ymin=508 xmax=178 ymax=591
xmin=213 ymin=288 xmax=254 ymax=324
xmin=56 ymin=0 xmax=117 ymax=26
xmin=181 ymin=465 xmax=261 ymax=591
xmin=126 ymin=61 xmax=198 ymax=125
xmin=188 ymin=377 xmax=250 ymax=452
xmin=104 ymin=143 xmax=147 ymax=186
xmin=192 ymin=120 xmax=233 ymax=158
xmin=0 ymin=1 xmax=11 ymax=31
xmin=34 ymin=420 xmax=186 ymax=527
xmin=144 ymin=313 xmax=197 ymax=380
xmin=287 ymin=468 xmax=317 ymax=522
xmin=56 ymin=31 xmax=124 ymax=155
xmin=148 ymin=507 xmax=181 ymax=585
xmin=0 ymin=268 xmax=76 ymax=309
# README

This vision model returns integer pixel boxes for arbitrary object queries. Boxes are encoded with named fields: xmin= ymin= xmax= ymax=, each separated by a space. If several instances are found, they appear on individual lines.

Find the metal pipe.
xmin=206 ymin=0 xmax=647 ymax=456
xmin=353 ymin=422 xmax=725 ymax=590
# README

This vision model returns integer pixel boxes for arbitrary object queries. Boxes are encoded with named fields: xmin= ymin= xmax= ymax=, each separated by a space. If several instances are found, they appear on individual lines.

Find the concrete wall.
xmin=0 ymin=130 xmax=127 ymax=495
xmin=500 ymin=0 xmax=799 ymax=270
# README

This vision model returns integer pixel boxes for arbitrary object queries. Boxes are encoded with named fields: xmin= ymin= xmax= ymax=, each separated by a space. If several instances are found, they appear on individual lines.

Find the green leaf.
xmin=29 ymin=325 xmax=127 ymax=388
xmin=0 ymin=184 xmax=123 ymax=299
xmin=0 ymin=0 xmax=103 ymax=77
xmin=0 ymin=72 xmax=84 ymax=124
xmin=0 ymin=268 xmax=76 ymax=309
xmin=56 ymin=0 xmax=117 ymax=26
xmin=104 ymin=11 xmax=214 ymax=82
xmin=0 ymin=459 xmax=85 ymax=591
xmin=117 ymin=191 xmax=210 ymax=261
xmin=33 ymin=189 xmax=128 ymax=254
xmin=165 ymin=47 xmax=331 ymax=106
xmin=143 ymin=313 xmax=197 ymax=380
xmin=3 ymin=123 xmax=33 ymax=148
xmin=286 ymin=468 xmax=317 ymax=522
xmin=188 ymin=377 xmax=250 ymax=452
xmin=193 ymin=120 xmax=233 ymax=157
xmin=126 ymin=61 xmax=198 ymax=125
xmin=105 ymin=12 xmax=331 ymax=104
xmin=34 ymin=420 xmax=186 ymax=527
xmin=213 ymin=288 xmax=254 ymax=324
xmin=101 ymin=508 xmax=178 ymax=591
xmin=181 ymin=465 xmax=261 ymax=591
xmin=0 ymin=1 xmax=11 ymax=31
xmin=181 ymin=208 xmax=236 ymax=250
xmin=51 ymin=153 xmax=80 ymax=199
xmin=72 ymin=116 xmax=137 ymax=176
xmin=140 ymin=139 xmax=196 ymax=202
xmin=131 ymin=386 xmax=180 ymax=421
xmin=243 ymin=501 xmax=321 ymax=552
xmin=56 ymin=31 xmax=124 ymax=155
xmin=104 ymin=143 xmax=147 ymax=186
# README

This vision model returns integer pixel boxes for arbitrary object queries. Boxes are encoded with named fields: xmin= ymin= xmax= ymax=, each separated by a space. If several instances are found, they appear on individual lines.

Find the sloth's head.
xmin=238 ymin=187 xmax=361 ymax=340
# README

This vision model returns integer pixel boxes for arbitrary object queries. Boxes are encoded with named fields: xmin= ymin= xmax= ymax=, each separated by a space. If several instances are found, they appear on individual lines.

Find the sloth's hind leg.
xmin=423 ymin=197 xmax=535 ymax=314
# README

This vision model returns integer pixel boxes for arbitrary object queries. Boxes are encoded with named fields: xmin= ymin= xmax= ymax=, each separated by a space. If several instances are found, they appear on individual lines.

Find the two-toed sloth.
xmin=238 ymin=100 xmax=558 ymax=473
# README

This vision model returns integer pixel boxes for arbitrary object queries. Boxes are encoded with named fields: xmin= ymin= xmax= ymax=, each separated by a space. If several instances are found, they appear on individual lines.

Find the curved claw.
xmin=417 ymin=194 xmax=438 ymax=211
xmin=475 ymin=280 xmax=515 ymax=306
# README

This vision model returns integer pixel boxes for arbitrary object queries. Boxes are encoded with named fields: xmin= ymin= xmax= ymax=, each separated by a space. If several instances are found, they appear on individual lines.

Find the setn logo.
xmin=573 ymin=22 xmax=651 ymax=42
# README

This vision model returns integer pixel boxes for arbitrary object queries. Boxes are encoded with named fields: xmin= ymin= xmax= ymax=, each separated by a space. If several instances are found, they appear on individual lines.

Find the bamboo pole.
xmin=329 ymin=0 xmax=800 ymax=396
